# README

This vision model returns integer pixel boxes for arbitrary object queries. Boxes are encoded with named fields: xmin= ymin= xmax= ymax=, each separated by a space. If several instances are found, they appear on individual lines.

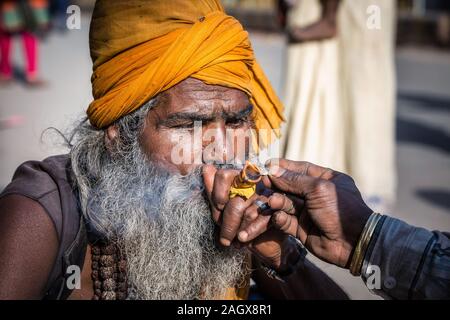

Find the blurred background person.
xmin=49 ymin=0 xmax=69 ymax=31
xmin=280 ymin=0 xmax=346 ymax=174
xmin=0 ymin=0 xmax=50 ymax=86
xmin=339 ymin=0 xmax=397 ymax=211
xmin=280 ymin=0 xmax=397 ymax=211
xmin=0 ymin=114 xmax=23 ymax=129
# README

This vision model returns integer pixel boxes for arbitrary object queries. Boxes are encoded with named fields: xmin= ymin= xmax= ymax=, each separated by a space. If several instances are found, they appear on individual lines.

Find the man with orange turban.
xmin=0 ymin=0 xmax=347 ymax=300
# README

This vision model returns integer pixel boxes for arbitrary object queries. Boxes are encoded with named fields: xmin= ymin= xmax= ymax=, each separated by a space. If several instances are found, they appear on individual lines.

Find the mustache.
xmin=214 ymin=163 xmax=243 ymax=170
xmin=205 ymin=156 xmax=266 ymax=172
xmin=205 ymin=161 xmax=245 ymax=171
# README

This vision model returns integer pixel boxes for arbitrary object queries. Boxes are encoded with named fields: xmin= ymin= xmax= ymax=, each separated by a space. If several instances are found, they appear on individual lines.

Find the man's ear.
xmin=104 ymin=125 xmax=119 ymax=153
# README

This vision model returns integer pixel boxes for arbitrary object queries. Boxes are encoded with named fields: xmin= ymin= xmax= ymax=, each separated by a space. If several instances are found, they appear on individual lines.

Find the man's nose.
xmin=202 ymin=122 xmax=230 ymax=165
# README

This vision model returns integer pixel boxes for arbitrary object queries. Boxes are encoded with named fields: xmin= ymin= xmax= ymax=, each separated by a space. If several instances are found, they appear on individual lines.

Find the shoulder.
xmin=0 ymin=194 xmax=59 ymax=299
xmin=0 ymin=154 xmax=73 ymax=299
xmin=0 ymin=155 xmax=91 ymax=299
xmin=1 ymin=154 xmax=74 ymax=239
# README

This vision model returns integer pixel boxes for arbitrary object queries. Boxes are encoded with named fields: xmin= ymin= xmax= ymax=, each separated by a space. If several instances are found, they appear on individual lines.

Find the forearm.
xmin=361 ymin=216 xmax=450 ymax=300
xmin=288 ymin=0 xmax=341 ymax=43
xmin=321 ymin=0 xmax=341 ymax=23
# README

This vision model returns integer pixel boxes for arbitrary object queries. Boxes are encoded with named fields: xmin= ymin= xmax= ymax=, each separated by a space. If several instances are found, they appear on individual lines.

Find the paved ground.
xmin=1 ymin=16 xmax=449 ymax=299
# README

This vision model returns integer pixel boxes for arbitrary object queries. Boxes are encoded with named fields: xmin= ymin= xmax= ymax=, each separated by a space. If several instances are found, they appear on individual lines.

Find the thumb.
xmin=268 ymin=165 xmax=318 ymax=197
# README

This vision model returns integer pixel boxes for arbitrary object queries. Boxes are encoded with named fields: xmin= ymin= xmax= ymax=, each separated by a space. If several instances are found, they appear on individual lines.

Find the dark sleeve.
xmin=361 ymin=216 xmax=450 ymax=300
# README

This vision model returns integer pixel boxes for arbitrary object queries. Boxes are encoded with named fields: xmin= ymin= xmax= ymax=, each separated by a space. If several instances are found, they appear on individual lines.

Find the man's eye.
xmin=171 ymin=122 xmax=195 ymax=129
xmin=226 ymin=119 xmax=248 ymax=128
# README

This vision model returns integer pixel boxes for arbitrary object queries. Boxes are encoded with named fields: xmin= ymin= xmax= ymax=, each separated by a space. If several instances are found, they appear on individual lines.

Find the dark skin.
xmin=0 ymin=195 xmax=58 ymax=299
xmin=200 ymin=160 xmax=370 ymax=299
xmin=0 ymin=78 xmax=347 ymax=299
xmin=202 ymin=159 xmax=373 ymax=299
xmin=138 ymin=78 xmax=254 ymax=174
xmin=234 ymin=159 xmax=373 ymax=269
xmin=279 ymin=0 xmax=341 ymax=43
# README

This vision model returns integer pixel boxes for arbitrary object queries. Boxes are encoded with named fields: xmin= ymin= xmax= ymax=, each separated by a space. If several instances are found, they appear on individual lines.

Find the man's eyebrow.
xmin=224 ymin=104 xmax=254 ymax=120
xmin=160 ymin=111 xmax=216 ymax=125
xmin=160 ymin=104 xmax=254 ymax=126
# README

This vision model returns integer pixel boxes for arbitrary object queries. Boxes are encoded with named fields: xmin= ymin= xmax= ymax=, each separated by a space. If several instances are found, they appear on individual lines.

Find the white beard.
xmin=84 ymin=148 xmax=248 ymax=300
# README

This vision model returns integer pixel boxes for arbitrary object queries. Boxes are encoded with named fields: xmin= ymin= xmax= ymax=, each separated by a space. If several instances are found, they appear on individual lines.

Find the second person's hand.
xmin=240 ymin=159 xmax=373 ymax=268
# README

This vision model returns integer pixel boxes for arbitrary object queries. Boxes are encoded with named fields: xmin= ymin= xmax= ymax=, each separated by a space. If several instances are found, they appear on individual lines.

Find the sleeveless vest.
xmin=0 ymin=155 xmax=87 ymax=299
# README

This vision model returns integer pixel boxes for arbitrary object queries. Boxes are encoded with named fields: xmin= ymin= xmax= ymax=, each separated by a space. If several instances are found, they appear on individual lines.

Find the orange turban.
xmin=87 ymin=0 xmax=284 ymax=143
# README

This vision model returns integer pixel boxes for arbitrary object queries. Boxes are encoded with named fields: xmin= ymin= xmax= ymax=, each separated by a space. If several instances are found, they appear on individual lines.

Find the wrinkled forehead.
xmin=154 ymin=78 xmax=251 ymax=118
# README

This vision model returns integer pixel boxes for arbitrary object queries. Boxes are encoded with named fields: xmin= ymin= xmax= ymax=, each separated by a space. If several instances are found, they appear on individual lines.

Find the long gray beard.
xmin=84 ymin=149 xmax=247 ymax=300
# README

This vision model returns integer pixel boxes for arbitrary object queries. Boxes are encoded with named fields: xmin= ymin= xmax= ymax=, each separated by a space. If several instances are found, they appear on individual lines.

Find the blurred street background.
xmin=1 ymin=0 xmax=449 ymax=299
